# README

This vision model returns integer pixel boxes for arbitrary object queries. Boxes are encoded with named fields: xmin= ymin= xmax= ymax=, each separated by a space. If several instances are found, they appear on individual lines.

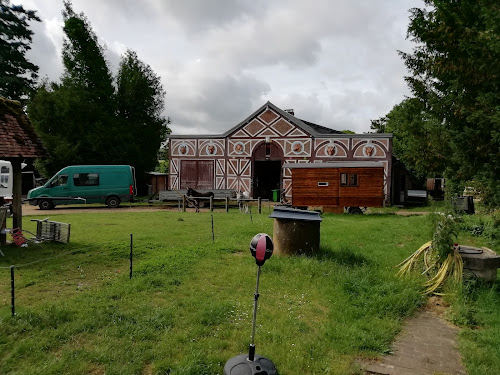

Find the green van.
xmin=27 ymin=165 xmax=136 ymax=210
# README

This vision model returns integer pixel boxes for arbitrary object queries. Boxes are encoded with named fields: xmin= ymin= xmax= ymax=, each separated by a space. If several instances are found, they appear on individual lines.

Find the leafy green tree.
xmin=155 ymin=146 xmax=169 ymax=173
xmin=0 ymin=0 xmax=40 ymax=101
xmin=29 ymin=1 xmax=118 ymax=176
xmin=116 ymin=50 xmax=170 ymax=184
xmin=371 ymin=98 xmax=449 ymax=178
xmin=400 ymin=0 xmax=500 ymax=206
xmin=61 ymin=1 xmax=114 ymax=107
xmin=29 ymin=2 xmax=170 ymax=194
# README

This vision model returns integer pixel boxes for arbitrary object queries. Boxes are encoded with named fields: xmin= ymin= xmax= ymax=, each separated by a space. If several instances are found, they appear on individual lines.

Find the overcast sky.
xmin=19 ymin=0 xmax=422 ymax=135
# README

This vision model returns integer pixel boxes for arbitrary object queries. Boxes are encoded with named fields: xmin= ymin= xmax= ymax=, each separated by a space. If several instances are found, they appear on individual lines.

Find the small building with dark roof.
xmin=168 ymin=101 xmax=394 ymax=204
xmin=0 ymin=97 xmax=47 ymax=235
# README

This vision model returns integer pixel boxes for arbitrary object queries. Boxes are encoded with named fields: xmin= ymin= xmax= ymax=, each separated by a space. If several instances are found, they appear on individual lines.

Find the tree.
xmin=29 ymin=1 xmax=118 ymax=176
xmin=371 ymin=98 xmax=450 ymax=178
xmin=116 ymin=50 xmax=170 ymax=186
xmin=0 ymin=0 xmax=40 ymax=101
xmin=61 ymin=1 xmax=114 ymax=107
xmin=400 ymin=0 xmax=500 ymax=205
xmin=28 ymin=2 xmax=170 ymax=191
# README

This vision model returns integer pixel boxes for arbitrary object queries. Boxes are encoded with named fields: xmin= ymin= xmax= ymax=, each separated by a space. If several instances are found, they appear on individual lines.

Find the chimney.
xmin=284 ymin=109 xmax=294 ymax=116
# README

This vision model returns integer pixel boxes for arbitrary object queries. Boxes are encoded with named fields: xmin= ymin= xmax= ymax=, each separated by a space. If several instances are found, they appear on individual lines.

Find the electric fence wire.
xmin=0 ymin=245 xmax=92 ymax=269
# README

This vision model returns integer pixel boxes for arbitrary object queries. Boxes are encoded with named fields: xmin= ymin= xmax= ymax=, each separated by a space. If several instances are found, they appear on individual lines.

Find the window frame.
xmin=340 ymin=173 xmax=359 ymax=187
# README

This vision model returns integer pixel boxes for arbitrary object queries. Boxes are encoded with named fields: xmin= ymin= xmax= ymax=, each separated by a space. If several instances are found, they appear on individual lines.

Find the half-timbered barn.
xmin=168 ymin=102 xmax=393 ymax=204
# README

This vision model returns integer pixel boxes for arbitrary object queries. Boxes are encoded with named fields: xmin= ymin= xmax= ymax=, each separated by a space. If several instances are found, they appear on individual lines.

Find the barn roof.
xmin=168 ymin=101 xmax=391 ymax=139
xmin=0 ymin=97 xmax=47 ymax=159
xmin=222 ymin=101 xmax=342 ymax=137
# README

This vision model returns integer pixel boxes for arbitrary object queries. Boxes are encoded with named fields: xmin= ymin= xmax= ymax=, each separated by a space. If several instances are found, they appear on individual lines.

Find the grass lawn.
xmin=0 ymin=209 xmax=499 ymax=374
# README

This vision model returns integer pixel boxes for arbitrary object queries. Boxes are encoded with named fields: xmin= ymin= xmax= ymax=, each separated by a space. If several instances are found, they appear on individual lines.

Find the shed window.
xmin=340 ymin=173 xmax=358 ymax=187
xmin=74 ymin=173 xmax=99 ymax=186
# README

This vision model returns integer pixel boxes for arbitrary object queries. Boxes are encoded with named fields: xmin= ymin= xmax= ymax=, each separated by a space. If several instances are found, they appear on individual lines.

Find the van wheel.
xmin=106 ymin=196 xmax=120 ymax=208
xmin=39 ymin=199 xmax=54 ymax=210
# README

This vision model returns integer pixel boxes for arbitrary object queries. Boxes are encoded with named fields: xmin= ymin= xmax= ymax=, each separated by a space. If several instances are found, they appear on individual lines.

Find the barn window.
xmin=318 ymin=182 xmax=329 ymax=187
xmin=340 ymin=173 xmax=358 ymax=187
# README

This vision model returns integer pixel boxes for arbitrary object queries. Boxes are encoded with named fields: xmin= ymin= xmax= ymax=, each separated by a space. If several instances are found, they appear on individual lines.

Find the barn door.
xmin=180 ymin=160 xmax=214 ymax=189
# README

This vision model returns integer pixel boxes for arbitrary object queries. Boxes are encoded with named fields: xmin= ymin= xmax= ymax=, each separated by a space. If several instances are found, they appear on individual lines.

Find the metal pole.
xmin=225 ymin=197 xmax=229 ymax=213
xmin=210 ymin=196 xmax=214 ymax=212
xmin=211 ymin=214 xmax=214 ymax=243
xmin=258 ymin=197 xmax=262 ymax=214
xmin=249 ymin=266 xmax=261 ymax=361
xmin=182 ymin=195 xmax=186 ymax=212
xmin=129 ymin=234 xmax=133 ymax=279
xmin=11 ymin=265 xmax=15 ymax=317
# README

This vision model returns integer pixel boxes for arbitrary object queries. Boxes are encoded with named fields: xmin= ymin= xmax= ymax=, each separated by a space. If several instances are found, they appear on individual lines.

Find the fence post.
xmin=182 ymin=195 xmax=186 ymax=212
xmin=258 ymin=198 xmax=262 ymax=214
xmin=210 ymin=196 xmax=214 ymax=212
xmin=0 ymin=207 xmax=7 ymax=246
xmin=11 ymin=265 xmax=15 ymax=317
xmin=129 ymin=234 xmax=133 ymax=279
xmin=211 ymin=214 xmax=215 ymax=243
xmin=225 ymin=197 xmax=229 ymax=213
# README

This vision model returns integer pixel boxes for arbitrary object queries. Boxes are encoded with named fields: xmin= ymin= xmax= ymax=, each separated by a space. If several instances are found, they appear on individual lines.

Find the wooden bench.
xmin=158 ymin=189 xmax=236 ymax=202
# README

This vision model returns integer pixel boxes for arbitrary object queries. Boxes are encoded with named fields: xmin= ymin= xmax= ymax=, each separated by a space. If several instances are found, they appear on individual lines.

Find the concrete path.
xmin=360 ymin=303 xmax=467 ymax=375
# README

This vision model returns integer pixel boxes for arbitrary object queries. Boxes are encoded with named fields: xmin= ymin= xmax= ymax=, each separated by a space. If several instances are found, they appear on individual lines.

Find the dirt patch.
xmin=21 ymin=203 xmax=184 ymax=216
xmin=424 ymin=295 xmax=450 ymax=316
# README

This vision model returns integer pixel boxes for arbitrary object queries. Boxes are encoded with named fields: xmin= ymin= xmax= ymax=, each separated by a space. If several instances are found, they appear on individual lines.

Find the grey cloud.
xmin=158 ymin=0 xmax=265 ymax=34
xmin=19 ymin=0 xmax=422 ymax=135
xmin=25 ymin=18 xmax=63 ymax=83
xmin=168 ymin=72 xmax=270 ymax=134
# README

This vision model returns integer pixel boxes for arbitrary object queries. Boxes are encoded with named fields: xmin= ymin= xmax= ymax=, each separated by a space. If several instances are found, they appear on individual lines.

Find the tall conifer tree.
xmin=0 ymin=0 xmax=40 ymax=101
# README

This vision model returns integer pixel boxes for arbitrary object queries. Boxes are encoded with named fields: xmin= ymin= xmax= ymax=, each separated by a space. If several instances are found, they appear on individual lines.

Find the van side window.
xmin=1 ymin=166 xmax=9 ymax=173
xmin=50 ymin=174 xmax=68 ymax=187
xmin=74 ymin=173 xmax=99 ymax=186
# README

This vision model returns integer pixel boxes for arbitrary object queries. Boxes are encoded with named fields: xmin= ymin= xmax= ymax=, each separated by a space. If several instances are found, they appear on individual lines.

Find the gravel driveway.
xmin=22 ymin=203 xmax=181 ymax=215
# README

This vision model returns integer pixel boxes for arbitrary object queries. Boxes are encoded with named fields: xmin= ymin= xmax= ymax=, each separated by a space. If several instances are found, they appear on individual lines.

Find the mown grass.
xmin=0 ymin=209 xmax=498 ymax=374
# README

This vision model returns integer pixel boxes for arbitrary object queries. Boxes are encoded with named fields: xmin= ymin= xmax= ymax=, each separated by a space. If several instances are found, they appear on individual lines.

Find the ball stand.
xmin=224 ymin=234 xmax=278 ymax=375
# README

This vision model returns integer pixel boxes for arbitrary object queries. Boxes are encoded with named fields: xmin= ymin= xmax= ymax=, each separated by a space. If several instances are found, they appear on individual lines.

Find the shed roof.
xmin=0 ymin=97 xmax=47 ymax=159
xmin=269 ymin=206 xmax=323 ymax=222
xmin=283 ymin=161 xmax=384 ymax=169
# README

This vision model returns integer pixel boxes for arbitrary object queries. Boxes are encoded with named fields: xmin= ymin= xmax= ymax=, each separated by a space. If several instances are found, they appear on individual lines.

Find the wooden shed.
xmin=284 ymin=162 xmax=385 ymax=213
xmin=146 ymin=172 xmax=168 ymax=197
xmin=0 ymin=97 xmax=47 ymax=243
